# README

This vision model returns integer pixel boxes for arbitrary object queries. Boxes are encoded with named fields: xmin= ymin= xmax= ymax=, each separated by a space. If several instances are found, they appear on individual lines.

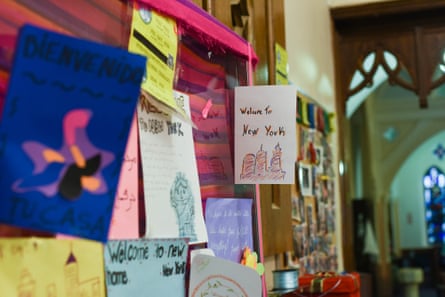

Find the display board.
xmin=289 ymin=92 xmax=338 ymax=275
xmin=0 ymin=0 xmax=265 ymax=296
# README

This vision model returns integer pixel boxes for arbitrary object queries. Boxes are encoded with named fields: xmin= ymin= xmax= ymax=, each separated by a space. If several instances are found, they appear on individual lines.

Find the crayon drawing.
xmin=240 ymin=143 xmax=286 ymax=182
xmin=0 ymin=238 xmax=104 ymax=297
xmin=170 ymin=172 xmax=197 ymax=242
xmin=138 ymin=91 xmax=207 ymax=243
xmin=191 ymin=275 xmax=247 ymax=297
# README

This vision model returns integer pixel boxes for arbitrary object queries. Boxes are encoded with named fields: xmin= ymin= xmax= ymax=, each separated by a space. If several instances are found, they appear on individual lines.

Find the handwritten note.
xmin=0 ymin=25 xmax=145 ymax=241
xmin=108 ymin=114 xmax=139 ymax=239
xmin=129 ymin=4 xmax=182 ymax=116
xmin=0 ymin=237 xmax=105 ymax=297
xmin=205 ymin=198 xmax=253 ymax=262
xmin=189 ymin=254 xmax=262 ymax=297
xmin=234 ymin=85 xmax=297 ymax=184
xmin=104 ymin=238 xmax=188 ymax=296
xmin=138 ymin=91 xmax=207 ymax=243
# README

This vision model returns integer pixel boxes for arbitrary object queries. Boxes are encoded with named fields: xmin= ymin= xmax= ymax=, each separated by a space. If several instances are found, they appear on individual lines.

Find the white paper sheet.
xmin=138 ymin=91 xmax=208 ymax=244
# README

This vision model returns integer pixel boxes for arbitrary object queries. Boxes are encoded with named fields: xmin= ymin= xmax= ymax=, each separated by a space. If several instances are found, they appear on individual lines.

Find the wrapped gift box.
xmin=283 ymin=272 xmax=360 ymax=297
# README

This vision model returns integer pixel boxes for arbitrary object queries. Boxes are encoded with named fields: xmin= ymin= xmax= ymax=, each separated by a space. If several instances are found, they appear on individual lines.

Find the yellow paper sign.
xmin=275 ymin=43 xmax=289 ymax=85
xmin=0 ymin=238 xmax=105 ymax=297
xmin=129 ymin=6 xmax=179 ymax=115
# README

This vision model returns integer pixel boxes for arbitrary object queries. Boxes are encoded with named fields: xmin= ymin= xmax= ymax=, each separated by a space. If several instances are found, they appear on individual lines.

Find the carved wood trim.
xmin=332 ymin=0 xmax=445 ymax=111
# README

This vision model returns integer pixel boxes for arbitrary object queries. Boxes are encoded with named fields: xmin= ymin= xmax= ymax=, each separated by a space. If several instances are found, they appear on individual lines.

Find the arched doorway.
xmin=331 ymin=1 xmax=445 ymax=297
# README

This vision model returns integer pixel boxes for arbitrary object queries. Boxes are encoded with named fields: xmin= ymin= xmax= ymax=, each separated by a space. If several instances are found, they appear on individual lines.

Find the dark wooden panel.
xmin=190 ymin=0 xmax=203 ymax=9
xmin=208 ymin=0 xmax=232 ymax=29
xmin=204 ymin=0 xmax=292 ymax=257
xmin=260 ymin=183 xmax=293 ymax=256
xmin=252 ymin=0 xmax=292 ymax=257
xmin=251 ymin=0 xmax=269 ymax=85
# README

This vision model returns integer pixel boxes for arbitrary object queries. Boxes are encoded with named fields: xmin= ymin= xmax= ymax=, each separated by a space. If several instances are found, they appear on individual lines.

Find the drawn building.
xmin=240 ymin=143 xmax=286 ymax=181
xmin=269 ymin=143 xmax=286 ymax=179
xmin=240 ymin=153 xmax=255 ymax=179
xmin=255 ymin=145 xmax=267 ymax=176
xmin=17 ymin=269 xmax=35 ymax=297
xmin=15 ymin=249 xmax=101 ymax=297
xmin=64 ymin=250 xmax=101 ymax=297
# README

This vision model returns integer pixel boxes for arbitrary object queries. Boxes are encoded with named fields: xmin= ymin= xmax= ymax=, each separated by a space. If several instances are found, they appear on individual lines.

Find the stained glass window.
xmin=424 ymin=166 xmax=445 ymax=244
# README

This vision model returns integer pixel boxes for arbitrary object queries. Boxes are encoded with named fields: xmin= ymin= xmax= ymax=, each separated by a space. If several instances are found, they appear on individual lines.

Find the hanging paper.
xmin=301 ymin=98 xmax=310 ymax=126
xmin=205 ymin=198 xmax=253 ymax=262
xmin=234 ymin=85 xmax=297 ymax=184
xmin=108 ymin=114 xmax=139 ymax=239
xmin=0 ymin=24 xmax=145 ymax=241
xmin=190 ymin=93 xmax=234 ymax=186
xmin=0 ymin=237 xmax=105 ymax=297
xmin=189 ymin=254 xmax=262 ymax=297
xmin=138 ymin=90 xmax=207 ymax=243
xmin=104 ymin=238 xmax=188 ymax=297
xmin=275 ymin=43 xmax=289 ymax=85
xmin=128 ymin=5 xmax=183 ymax=118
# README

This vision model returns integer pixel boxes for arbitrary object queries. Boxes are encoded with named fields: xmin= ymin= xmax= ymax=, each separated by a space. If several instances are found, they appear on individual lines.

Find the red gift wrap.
xmin=283 ymin=272 xmax=360 ymax=297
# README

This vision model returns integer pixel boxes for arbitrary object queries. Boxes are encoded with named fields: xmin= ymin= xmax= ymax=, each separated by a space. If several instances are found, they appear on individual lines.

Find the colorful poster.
xmin=104 ymin=238 xmax=188 ymax=297
xmin=0 ymin=25 xmax=145 ymax=242
xmin=189 ymin=254 xmax=262 ymax=297
xmin=0 ymin=238 xmax=105 ymax=297
xmin=138 ymin=91 xmax=207 ymax=243
xmin=108 ymin=114 xmax=139 ymax=239
xmin=205 ymin=198 xmax=253 ymax=262
xmin=129 ymin=5 xmax=181 ymax=116
xmin=234 ymin=85 xmax=297 ymax=184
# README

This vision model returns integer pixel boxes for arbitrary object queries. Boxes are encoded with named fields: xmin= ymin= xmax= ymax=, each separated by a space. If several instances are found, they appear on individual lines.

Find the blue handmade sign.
xmin=104 ymin=238 xmax=188 ymax=296
xmin=0 ymin=24 xmax=146 ymax=242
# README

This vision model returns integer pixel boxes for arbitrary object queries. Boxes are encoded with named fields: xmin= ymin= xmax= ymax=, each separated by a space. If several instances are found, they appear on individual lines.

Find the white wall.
xmin=285 ymin=1 xmax=335 ymax=110
xmin=390 ymin=131 xmax=445 ymax=248
xmin=327 ymin=0 xmax=399 ymax=7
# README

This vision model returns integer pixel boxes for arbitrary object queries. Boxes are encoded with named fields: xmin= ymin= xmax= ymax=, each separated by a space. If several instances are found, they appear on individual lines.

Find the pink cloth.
xmin=137 ymin=0 xmax=258 ymax=67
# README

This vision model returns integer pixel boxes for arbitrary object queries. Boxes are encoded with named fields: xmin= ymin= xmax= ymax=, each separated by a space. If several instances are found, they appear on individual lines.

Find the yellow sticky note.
xmin=0 ymin=238 xmax=105 ymax=297
xmin=275 ymin=43 xmax=288 ymax=85
xmin=129 ymin=6 xmax=179 ymax=114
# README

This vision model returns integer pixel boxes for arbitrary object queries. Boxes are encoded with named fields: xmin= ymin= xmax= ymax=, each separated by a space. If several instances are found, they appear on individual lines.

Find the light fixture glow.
xmin=339 ymin=161 xmax=345 ymax=176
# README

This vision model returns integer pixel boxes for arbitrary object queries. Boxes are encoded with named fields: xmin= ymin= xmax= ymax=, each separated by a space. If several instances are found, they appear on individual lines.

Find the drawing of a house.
xmin=17 ymin=269 xmax=35 ymax=297
xmin=16 ymin=249 xmax=101 ymax=297
xmin=64 ymin=250 xmax=101 ymax=297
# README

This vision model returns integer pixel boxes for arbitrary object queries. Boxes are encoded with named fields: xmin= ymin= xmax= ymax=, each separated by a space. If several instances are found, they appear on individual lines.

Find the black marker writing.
xmin=23 ymin=32 xmax=144 ymax=86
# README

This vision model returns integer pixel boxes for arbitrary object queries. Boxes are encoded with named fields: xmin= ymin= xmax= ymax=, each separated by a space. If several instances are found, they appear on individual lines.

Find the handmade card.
xmin=0 ymin=25 xmax=145 ymax=242
xmin=138 ymin=91 xmax=207 ymax=243
xmin=234 ymin=85 xmax=297 ymax=184
xmin=0 ymin=237 xmax=105 ymax=297
xmin=108 ymin=114 xmax=139 ymax=239
xmin=104 ymin=238 xmax=188 ymax=296
xmin=189 ymin=254 xmax=262 ymax=297
xmin=205 ymin=198 xmax=253 ymax=262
